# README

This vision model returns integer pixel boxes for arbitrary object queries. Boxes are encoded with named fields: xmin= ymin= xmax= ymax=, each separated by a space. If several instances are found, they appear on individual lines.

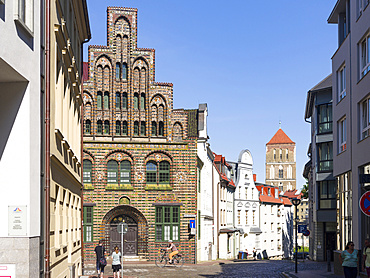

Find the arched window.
xmin=83 ymin=159 xmax=92 ymax=183
xmin=122 ymin=93 xmax=127 ymax=110
xmin=134 ymin=93 xmax=139 ymax=110
xmin=97 ymin=92 xmax=102 ymax=109
xmin=140 ymin=93 xmax=145 ymax=110
xmin=104 ymin=120 xmax=110 ymax=134
xmin=134 ymin=121 xmax=139 ymax=136
xmin=140 ymin=121 xmax=146 ymax=136
xmin=115 ymin=93 xmax=121 ymax=110
xmin=122 ymin=63 xmax=127 ymax=80
xmin=115 ymin=121 xmax=121 ymax=135
xmin=159 ymin=161 xmax=170 ymax=183
xmin=159 ymin=121 xmax=164 ymax=136
xmin=122 ymin=121 xmax=128 ymax=136
xmin=116 ymin=63 xmax=120 ymax=80
xmin=104 ymin=92 xmax=109 ymax=110
xmin=107 ymin=160 xmax=118 ymax=183
xmin=120 ymin=160 xmax=131 ymax=184
xmin=97 ymin=120 xmax=102 ymax=134
xmin=152 ymin=122 xmax=157 ymax=136
xmin=85 ymin=120 xmax=91 ymax=134
xmin=146 ymin=162 xmax=157 ymax=183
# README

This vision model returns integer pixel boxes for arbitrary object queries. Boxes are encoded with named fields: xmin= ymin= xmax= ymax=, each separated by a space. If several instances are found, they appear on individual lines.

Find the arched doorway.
xmin=102 ymin=205 xmax=148 ymax=258
xmin=109 ymin=215 xmax=137 ymax=255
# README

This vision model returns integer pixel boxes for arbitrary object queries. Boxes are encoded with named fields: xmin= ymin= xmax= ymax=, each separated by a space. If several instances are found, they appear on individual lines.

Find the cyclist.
xmin=166 ymin=240 xmax=178 ymax=264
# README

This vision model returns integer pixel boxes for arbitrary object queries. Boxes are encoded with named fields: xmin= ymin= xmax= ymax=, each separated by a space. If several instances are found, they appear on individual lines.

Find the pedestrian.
xmin=339 ymin=241 xmax=359 ymax=278
xmin=253 ymin=248 xmax=257 ymax=260
xmin=245 ymin=249 xmax=248 ymax=259
xmin=363 ymin=238 xmax=370 ymax=277
xmin=112 ymin=246 xmax=122 ymax=278
xmin=94 ymin=239 xmax=106 ymax=278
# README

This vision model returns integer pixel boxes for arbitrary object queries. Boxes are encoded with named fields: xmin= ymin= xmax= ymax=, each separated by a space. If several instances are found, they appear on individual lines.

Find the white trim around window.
xmin=338 ymin=117 xmax=347 ymax=153
xmin=360 ymin=34 xmax=370 ymax=78
xmin=360 ymin=95 xmax=370 ymax=140
xmin=338 ymin=65 xmax=346 ymax=102
xmin=14 ymin=0 xmax=34 ymax=36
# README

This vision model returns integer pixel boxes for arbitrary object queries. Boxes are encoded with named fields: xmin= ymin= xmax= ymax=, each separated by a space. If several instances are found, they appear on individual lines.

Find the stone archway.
xmin=102 ymin=205 xmax=148 ymax=258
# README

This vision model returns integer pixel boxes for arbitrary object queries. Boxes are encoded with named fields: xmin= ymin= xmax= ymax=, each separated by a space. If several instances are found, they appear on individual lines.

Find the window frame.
xmin=83 ymin=206 xmax=93 ymax=242
xmin=360 ymin=34 xmax=370 ymax=78
xmin=97 ymin=92 xmax=102 ymax=110
xmin=97 ymin=120 xmax=103 ymax=135
xmin=115 ymin=92 xmax=121 ymax=110
xmin=338 ymin=65 xmax=346 ymax=102
xmin=318 ymin=180 xmax=336 ymax=209
xmin=103 ymin=92 xmax=109 ymax=110
xmin=115 ymin=121 xmax=121 ymax=135
xmin=338 ymin=117 xmax=347 ymax=153
xmin=318 ymin=142 xmax=333 ymax=172
xmin=360 ymin=96 xmax=370 ymax=140
xmin=85 ymin=120 xmax=91 ymax=134
xmin=122 ymin=121 xmax=128 ymax=136
xmin=83 ymin=159 xmax=92 ymax=184
xmin=104 ymin=120 xmax=110 ymax=135
xmin=155 ymin=206 xmax=180 ymax=242
xmin=146 ymin=161 xmax=170 ymax=185
xmin=14 ymin=0 xmax=34 ymax=36
xmin=317 ymin=103 xmax=333 ymax=134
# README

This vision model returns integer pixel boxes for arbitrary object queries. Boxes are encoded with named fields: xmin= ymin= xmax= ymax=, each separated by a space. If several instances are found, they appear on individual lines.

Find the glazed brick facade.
xmin=82 ymin=7 xmax=198 ymax=263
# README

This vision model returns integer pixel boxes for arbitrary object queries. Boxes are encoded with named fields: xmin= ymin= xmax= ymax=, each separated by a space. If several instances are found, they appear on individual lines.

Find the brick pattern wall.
xmin=82 ymin=7 xmax=198 ymax=263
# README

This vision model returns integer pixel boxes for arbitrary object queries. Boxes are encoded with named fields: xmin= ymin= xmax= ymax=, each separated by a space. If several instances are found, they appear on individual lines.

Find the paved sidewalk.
xmin=281 ymin=269 xmax=342 ymax=278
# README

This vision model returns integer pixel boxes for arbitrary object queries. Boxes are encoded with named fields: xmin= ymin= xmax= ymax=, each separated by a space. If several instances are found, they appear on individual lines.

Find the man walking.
xmin=94 ymin=239 xmax=106 ymax=277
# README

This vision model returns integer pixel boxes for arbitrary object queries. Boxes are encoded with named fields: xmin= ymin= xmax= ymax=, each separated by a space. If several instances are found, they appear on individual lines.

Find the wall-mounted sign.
xmin=189 ymin=220 xmax=195 ymax=229
xmin=8 ymin=206 xmax=27 ymax=236
xmin=0 ymin=264 xmax=15 ymax=277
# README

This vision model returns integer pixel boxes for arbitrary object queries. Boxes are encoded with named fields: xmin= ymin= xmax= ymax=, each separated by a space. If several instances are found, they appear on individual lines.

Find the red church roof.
xmin=266 ymin=128 xmax=294 ymax=145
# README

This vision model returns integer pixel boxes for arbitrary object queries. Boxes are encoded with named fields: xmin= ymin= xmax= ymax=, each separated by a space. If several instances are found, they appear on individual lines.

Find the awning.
xmin=249 ymin=227 xmax=262 ymax=234
xmin=219 ymin=228 xmax=238 ymax=234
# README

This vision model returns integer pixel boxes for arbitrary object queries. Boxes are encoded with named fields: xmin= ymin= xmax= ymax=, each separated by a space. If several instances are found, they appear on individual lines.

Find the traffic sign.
xmin=298 ymin=224 xmax=307 ymax=233
xmin=303 ymin=229 xmax=310 ymax=236
xmin=189 ymin=220 xmax=195 ymax=229
xmin=117 ymin=222 xmax=128 ymax=234
xmin=359 ymin=191 xmax=370 ymax=217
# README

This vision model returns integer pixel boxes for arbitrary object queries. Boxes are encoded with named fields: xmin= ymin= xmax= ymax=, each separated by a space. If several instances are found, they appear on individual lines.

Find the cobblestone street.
xmin=82 ymin=259 xmax=333 ymax=278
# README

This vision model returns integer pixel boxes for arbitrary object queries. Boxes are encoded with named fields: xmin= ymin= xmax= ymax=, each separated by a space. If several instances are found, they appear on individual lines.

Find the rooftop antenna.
xmin=279 ymin=120 xmax=282 ymax=129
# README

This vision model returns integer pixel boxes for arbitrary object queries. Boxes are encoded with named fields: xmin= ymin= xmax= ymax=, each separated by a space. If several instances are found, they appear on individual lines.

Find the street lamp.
xmin=292 ymin=198 xmax=301 ymax=273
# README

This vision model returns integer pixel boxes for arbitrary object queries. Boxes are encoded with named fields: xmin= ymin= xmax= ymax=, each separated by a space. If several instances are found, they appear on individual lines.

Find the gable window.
xmin=339 ymin=117 xmax=347 ymax=153
xmin=115 ymin=93 xmax=121 ymax=110
xmin=140 ymin=121 xmax=146 ymax=136
xmin=104 ymin=120 xmax=110 ymax=135
xmin=97 ymin=120 xmax=102 ymax=135
xmin=360 ymin=34 xmax=370 ymax=78
xmin=319 ymin=180 xmax=336 ymax=209
xmin=122 ymin=63 xmax=127 ymax=80
xmin=122 ymin=93 xmax=127 ymax=109
xmin=104 ymin=92 xmax=109 ymax=110
xmin=83 ymin=159 xmax=92 ymax=183
xmin=83 ymin=206 xmax=93 ymax=242
xmin=360 ymin=96 xmax=370 ymax=140
xmin=318 ymin=104 xmax=333 ymax=134
xmin=115 ymin=121 xmax=121 ymax=135
xmin=155 ymin=206 xmax=179 ymax=241
xmin=152 ymin=122 xmax=157 ymax=136
xmin=134 ymin=121 xmax=139 ymax=136
xmin=318 ymin=142 xmax=333 ymax=172
xmin=97 ymin=92 xmax=102 ymax=109
xmin=122 ymin=121 xmax=128 ymax=136
xmin=338 ymin=66 xmax=346 ymax=101
xmin=85 ymin=120 xmax=91 ymax=134
xmin=116 ymin=63 xmax=120 ymax=80
xmin=159 ymin=121 xmax=164 ymax=136
xmin=134 ymin=94 xmax=139 ymax=110
xmin=140 ymin=94 xmax=145 ymax=110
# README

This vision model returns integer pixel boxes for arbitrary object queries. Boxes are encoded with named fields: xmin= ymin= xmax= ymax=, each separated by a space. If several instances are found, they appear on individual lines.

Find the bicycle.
xmin=155 ymin=249 xmax=184 ymax=268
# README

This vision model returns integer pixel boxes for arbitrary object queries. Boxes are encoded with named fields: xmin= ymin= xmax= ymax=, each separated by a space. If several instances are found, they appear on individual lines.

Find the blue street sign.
xmin=189 ymin=220 xmax=195 ymax=229
xmin=298 ymin=224 xmax=307 ymax=233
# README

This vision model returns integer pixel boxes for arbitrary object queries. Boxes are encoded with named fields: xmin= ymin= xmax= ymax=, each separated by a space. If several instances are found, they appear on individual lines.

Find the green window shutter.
xmin=83 ymin=206 xmax=93 ymax=242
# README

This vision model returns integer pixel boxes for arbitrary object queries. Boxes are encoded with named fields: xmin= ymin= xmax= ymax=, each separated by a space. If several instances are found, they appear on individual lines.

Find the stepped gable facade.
xmin=82 ymin=7 xmax=198 ymax=263
xmin=265 ymin=128 xmax=296 ymax=192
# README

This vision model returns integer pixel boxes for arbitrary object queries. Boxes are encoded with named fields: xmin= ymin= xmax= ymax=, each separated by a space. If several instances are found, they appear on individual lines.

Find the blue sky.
xmin=84 ymin=0 xmax=338 ymax=189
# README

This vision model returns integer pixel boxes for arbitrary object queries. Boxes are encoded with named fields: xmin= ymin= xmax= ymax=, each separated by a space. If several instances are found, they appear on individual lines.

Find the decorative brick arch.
xmin=101 ymin=205 xmax=148 ymax=258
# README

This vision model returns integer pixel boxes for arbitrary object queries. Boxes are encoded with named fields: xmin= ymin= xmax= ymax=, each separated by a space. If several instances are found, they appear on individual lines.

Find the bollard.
xmin=327 ymin=250 xmax=331 ymax=272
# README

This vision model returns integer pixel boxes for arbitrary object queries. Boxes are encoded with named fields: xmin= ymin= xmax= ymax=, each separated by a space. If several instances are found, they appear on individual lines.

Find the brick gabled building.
xmin=265 ymin=128 xmax=296 ymax=192
xmin=82 ymin=7 xmax=198 ymax=263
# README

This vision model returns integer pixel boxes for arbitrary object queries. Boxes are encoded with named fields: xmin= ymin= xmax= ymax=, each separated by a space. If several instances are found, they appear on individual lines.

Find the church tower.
xmin=265 ymin=127 xmax=296 ymax=192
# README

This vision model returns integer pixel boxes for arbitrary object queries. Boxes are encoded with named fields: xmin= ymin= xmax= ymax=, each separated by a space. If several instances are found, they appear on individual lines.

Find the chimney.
xmin=253 ymin=174 xmax=256 ymax=182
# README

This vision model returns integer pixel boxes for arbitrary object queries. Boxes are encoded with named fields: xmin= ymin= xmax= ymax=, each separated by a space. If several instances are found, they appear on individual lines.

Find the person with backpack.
xmin=363 ymin=239 xmax=370 ymax=277
xmin=94 ymin=239 xmax=106 ymax=277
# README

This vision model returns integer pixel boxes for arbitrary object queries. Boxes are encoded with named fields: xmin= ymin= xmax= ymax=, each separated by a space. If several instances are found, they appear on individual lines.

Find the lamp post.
xmin=292 ymin=198 xmax=301 ymax=273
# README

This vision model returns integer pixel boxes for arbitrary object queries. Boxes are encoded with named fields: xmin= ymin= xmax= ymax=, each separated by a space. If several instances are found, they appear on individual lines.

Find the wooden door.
xmin=124 ymin=225 xmax=137 ymax=255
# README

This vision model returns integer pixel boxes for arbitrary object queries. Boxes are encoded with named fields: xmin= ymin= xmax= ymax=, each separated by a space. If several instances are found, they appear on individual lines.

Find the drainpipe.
xmin=44 ymin=0 xmax=51 ymax=275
